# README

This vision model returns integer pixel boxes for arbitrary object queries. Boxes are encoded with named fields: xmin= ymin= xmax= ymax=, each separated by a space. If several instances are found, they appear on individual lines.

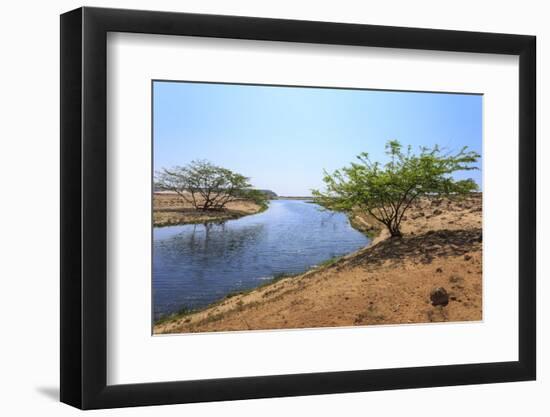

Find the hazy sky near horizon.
xmin=153 ymin=81 xmax=482 ymax=196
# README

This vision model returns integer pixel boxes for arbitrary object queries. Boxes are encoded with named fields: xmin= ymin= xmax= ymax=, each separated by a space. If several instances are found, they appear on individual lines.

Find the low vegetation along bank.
xmin=154 ymin=193 xmax=482 ymax=333
xmin=153 ymin=192 xmax=267 ymax=227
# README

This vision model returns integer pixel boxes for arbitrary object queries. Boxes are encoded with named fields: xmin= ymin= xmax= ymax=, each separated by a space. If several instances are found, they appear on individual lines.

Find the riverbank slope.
xmin=153 ymin=192 xmax=266 ymax=227
xmin=154 ymin=194 xmax=482 ymax=333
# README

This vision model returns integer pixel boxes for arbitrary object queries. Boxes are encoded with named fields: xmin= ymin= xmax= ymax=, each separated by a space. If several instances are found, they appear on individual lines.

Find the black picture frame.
xmin=60 ymin=6 xmax=536 ymax=410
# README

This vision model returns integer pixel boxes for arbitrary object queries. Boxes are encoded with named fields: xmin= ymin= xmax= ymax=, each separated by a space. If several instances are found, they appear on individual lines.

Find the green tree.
xmin=155 ymin=160 xmax=265 ymax=211
xmin=312 ymin=140 xmax=480 ymax=238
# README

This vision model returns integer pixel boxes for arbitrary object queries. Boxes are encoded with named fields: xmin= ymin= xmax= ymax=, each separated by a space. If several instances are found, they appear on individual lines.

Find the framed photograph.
xmin=60 ymin=6 xmax=536 ymax=409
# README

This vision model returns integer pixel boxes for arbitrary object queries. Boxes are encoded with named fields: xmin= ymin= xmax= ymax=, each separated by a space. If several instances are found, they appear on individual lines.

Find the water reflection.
xmin=153 ymin=200 xmax=369 ymax=318
xmin=156 ymin=222 xmax=266 ymax=262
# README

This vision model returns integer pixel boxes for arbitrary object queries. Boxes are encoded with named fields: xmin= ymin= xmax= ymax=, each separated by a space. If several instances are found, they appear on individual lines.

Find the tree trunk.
xmin=388 ymin=225 xmax=403 ymax=238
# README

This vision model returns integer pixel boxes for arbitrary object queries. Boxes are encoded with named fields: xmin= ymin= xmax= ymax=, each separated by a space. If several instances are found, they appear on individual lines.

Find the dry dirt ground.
xmin=154 ymin=194 xmax=482 ymax=334
xmin=153 ymin=192 xmax=264 ymax=227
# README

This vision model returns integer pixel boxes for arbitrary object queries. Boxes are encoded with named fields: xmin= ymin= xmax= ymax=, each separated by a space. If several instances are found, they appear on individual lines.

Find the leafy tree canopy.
xmin=312 ymin=140 xmax=480 ymax=237
xmin=155 ymin=160 xmax=266 ymax=211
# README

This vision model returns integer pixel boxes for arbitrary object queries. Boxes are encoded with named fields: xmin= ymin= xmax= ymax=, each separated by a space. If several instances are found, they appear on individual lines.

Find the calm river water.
xmin=153 ymin=199 xmax=370 ymax=319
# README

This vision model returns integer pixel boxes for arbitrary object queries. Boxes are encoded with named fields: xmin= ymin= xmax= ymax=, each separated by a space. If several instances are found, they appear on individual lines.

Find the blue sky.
xmin=153 ymin=81 xmax=482 ymax=196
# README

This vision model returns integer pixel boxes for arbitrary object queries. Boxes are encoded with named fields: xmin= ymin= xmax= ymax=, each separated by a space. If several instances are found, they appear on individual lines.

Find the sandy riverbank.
xmin=154 ymin=194 xmax=482 ymax=333
xmin=153 ymin=192 xmax=266 ymax=227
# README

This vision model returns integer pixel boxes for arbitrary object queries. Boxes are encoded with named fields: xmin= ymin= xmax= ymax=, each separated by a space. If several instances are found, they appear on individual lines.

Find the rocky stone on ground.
xmin=430 ymin=287 xmax=449 ymax=306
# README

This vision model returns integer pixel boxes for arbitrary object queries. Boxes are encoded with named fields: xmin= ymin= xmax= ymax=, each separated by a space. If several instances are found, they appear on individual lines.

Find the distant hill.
xmin=257 ymin=189 xmax=278 ymax=199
